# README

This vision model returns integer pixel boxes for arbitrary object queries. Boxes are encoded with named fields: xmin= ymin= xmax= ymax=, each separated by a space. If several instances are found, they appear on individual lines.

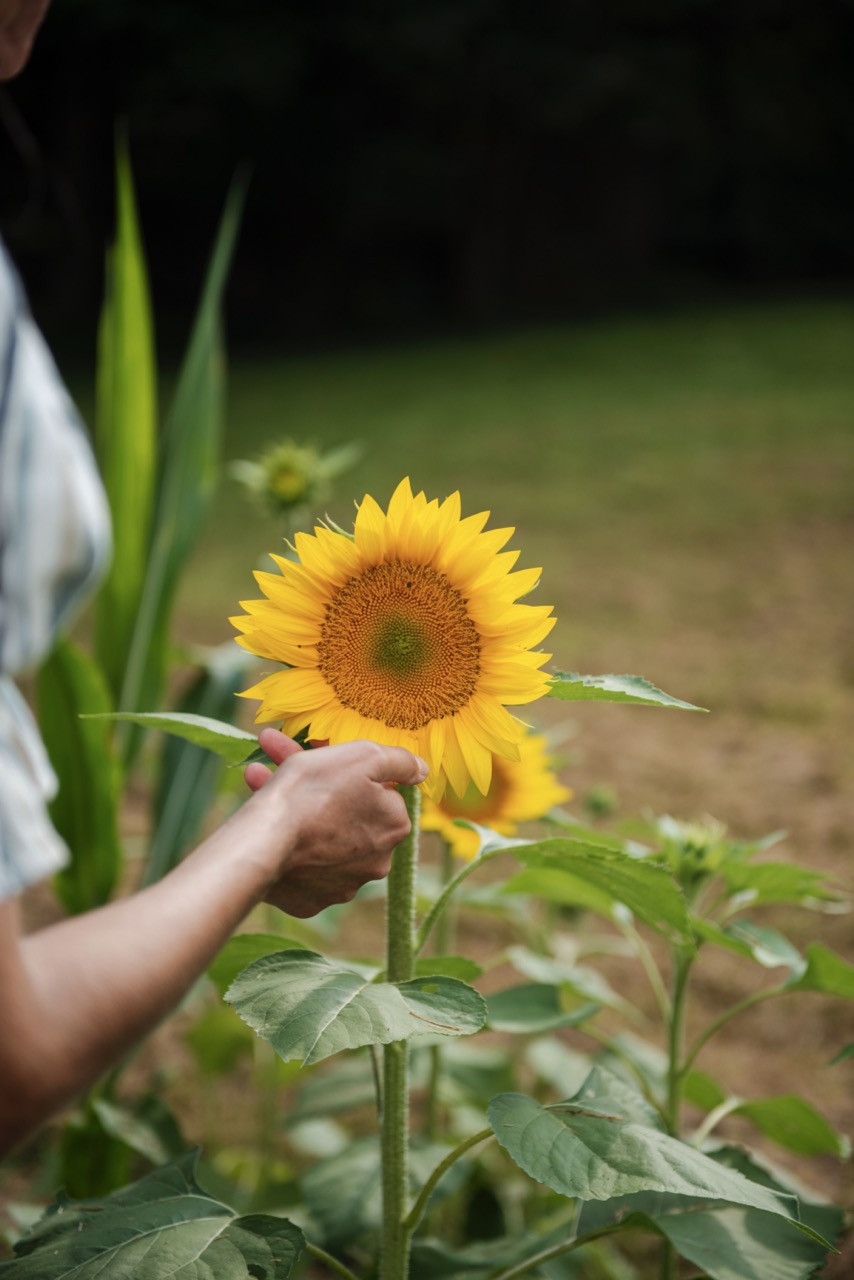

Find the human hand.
xmin=244 ymin=728 xmax=428 ymax=917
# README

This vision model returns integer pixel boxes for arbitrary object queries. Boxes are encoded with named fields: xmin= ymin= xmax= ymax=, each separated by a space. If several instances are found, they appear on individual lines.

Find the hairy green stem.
xmin=424 ymin=839 xmax=456 ymax=1140
xmin=304 ymin=1242 xmax=361 ymax=1280
xmin=660 ymin=947 xmax=693 ymax=1280
xmin=380 ymin=784 xmax=420 ymax=1280
xmin=665 ymin=949 xmax=693 ymax=1135
xmin=404 ymin=1127 xmax=493 ymax=1235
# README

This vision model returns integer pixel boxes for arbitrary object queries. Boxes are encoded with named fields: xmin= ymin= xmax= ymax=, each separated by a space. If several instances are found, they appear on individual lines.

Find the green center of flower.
xmin=371 ymin=617 xmax=431 ymax=676
xmin=318 ymin=561 xmax=481 ymax=730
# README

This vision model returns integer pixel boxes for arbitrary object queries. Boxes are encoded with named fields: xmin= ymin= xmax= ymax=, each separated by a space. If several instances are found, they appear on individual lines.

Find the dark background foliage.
xmin=1 ymin=0 xmax=852 ymax=349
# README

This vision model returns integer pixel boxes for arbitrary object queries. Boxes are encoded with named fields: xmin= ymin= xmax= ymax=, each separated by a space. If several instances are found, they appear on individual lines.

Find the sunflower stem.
xmin=380 ymin=784 xmax=420 ymax=1280
xmin=424 ymin=838 xmax=456 ymax=1141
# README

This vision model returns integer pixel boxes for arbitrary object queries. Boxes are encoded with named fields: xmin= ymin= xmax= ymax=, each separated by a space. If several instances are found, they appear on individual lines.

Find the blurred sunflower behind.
xmin=421 ymin=730 xmax=571 ymax=860
xmin=230 ymin=438 xmax=362 ymax=531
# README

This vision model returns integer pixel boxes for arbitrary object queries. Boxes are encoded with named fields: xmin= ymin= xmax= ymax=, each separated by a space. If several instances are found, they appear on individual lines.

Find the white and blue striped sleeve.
xmin=0 ymin=240 xmax=111 ymax=900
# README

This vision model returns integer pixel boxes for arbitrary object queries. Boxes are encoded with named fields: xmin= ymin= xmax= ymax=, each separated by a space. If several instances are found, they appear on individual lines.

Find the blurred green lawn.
xmin=165 ymin=301 xmax=852 ymax=721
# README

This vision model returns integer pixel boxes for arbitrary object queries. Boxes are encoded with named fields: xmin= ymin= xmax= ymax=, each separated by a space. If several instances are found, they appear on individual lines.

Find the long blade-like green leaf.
xmin=93 ymin=133 xmax=157 ymax=707
xmin=118 ymin=174 xmax=247 ymax=763
xmin=547 ymin=671 xmax=707 ymax=711
xmin=36 ymin=640 xmax=122 ymax=914
xmin=145 ymin=645 xmax=250 ymax=885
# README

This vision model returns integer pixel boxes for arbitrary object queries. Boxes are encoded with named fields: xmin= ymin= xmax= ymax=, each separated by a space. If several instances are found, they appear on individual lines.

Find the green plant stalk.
xmin=486 ymin=1222 xmax=627 ymax=1280
xmin=660 ymin=946 xmax=694 ymax=1280
xmin=681 ymin=984 xmax=786 ymax=1076
xmin=424 ymin=838 xmax=456 ymax=1140
xmin=665 ymin=948 xmax=693 ymax=1135
xmin=304 ymin=1242 xmax=361 ymax=1280
xmin=415 ymin=842 xmax=507 ymax=955
xmin=691 ymin=1096 xmax=741 ymax=1148
xmin=617 ymin=915 xmax=672 ymax=1021
xmin=404 ymin=1127 xmax=493 ymax=1236
xmin=380 ymin=784 xmax=420 ymax=1280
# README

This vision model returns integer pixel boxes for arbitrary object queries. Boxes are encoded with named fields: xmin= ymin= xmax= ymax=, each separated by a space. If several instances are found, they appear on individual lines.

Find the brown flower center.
xmin=318 ymin=561 xmax=480 ymax=730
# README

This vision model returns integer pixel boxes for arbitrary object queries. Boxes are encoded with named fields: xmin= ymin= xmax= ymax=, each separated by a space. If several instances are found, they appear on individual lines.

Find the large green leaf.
xmin=84 ymin=710 xmax=256 ymax=764
xmin=36 ymin=640 xmax=122 ymax=914
xmin=93 ymin=133 xmax=157 ymax=707
xmin=503 ymin=838 xmax=689 ymax=939
xmin=486 ymin=984 xmax=599 ymax=1034
xmin=118 ymin=177 xmax=246 ymax=761
xmin=146 ymin=646 xmax=251 ymax=884
xmin=488 ymin=1069 xmax=805 ymax=1224
xmin=208 ymin=933 xmax=309 ymax=997
xmin=0 ymin=1151 xmax=304 ymax=1279
xmin=578 ymin=1196 xmax=832 ymax=1280
xmin=785 ymin=943 xmax=854 ymax=997
xmin=732 ymin=1095 xmax=848 ymax=1158
xmin=227 ymin=950 xmax=486 ymax=1064
xmin=547 ymin=671 xmax=706 ymax=711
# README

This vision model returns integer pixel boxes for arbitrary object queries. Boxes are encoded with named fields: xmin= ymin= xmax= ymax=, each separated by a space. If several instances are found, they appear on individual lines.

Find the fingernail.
xmin=415 ymin=756 xmax=429 ymax=780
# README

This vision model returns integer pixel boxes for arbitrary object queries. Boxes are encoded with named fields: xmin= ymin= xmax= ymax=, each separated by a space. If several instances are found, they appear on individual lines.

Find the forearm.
xmin=0 ymin=733 xmax=422 ymax=1155
xmin=2 ymin=802 xmax=281 ymax=1153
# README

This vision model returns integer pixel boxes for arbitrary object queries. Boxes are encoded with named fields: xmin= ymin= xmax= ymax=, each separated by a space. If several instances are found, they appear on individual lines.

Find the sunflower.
xmin=421 ymin=731 xmax=571 ymax=859
xmin=231 ymin=478 xmax=555 ymax=800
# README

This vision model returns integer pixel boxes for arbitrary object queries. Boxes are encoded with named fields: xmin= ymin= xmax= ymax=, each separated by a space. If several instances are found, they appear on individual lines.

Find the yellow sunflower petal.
xmin=232 ymin=480 xmax=553 ymax=798
xmin=453 ymin=707 xmax=494 ymax=795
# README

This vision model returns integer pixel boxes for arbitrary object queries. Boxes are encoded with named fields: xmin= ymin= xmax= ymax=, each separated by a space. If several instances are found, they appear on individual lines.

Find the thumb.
xmin=374 ymin=746 xmax=429 ymax=786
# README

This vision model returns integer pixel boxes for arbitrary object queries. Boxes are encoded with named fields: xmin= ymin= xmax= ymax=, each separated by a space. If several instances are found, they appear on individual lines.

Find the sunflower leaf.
xmin=547 ymin=671 xmax=707 ymax=711
xmin=503 ymin=838 xmax=690 ymax=939
xmin=0 ymin=1150 xmax=304 ymax=1279
xmin=486 ymin=984 xmax=599 ymax=1034
xmin=577 ymin=1198 xmax=834 ymax=1280
xmin=208 ymin=934 xmax=311 ymax=997
xmin=226 ymin=950 xmax=487 ymax=1064
xmin=488 ymin=1070 xmax=816 ymax=1229
xmin=82 ymin=711 xmax=256 ymax=764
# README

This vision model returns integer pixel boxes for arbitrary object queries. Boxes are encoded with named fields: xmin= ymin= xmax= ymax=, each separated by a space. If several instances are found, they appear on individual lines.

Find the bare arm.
xmin=0 ymin=729 xmax=426 ymax=1154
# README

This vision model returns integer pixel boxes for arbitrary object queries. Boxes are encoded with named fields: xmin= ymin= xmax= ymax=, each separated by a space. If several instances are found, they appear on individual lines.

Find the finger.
xmin=258 ymin=727 xmax=305 ymax=766
xmin=370 ymin=745 xmax=429 ymax=786
xmin=245 ymin=761 xmax=272 ymax=791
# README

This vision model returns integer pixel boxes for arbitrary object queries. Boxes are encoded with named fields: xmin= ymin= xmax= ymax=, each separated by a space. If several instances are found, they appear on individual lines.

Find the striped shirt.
xmin=0 ymin=239 xmax=111 ymax=899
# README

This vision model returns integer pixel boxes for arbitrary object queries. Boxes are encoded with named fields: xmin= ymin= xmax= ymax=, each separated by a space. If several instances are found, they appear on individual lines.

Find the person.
xmin=0 ymin=0 xmax=427 ymax=1157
